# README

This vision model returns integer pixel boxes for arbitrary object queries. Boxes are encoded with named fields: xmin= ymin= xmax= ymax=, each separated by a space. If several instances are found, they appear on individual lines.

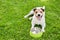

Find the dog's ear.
xmin=42 ymin=6 xmax=45 ymax=9
xmin=33 ymin=8 xmax=36 ymax=12
xmin=41 ymin=8 xmax=44 ymax=12
xmin=41 ymin=6 xmax=45 ymax=12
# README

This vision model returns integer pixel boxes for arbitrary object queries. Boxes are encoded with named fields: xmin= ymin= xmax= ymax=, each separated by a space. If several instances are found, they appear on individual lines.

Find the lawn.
xmin=0 ymin=0 xmax=60 ymax=40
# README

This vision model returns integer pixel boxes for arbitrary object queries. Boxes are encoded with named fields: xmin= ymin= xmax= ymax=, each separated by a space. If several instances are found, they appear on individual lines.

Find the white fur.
xmin=24 ymin=6 xmax=46 ymax=32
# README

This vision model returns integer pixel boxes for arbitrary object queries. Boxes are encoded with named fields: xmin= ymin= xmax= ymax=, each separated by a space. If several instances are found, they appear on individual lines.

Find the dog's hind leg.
xmin=41 ymin=23 xmax=46 ymax=32
xmin=31 ymin=20 xmax=35 ymax=29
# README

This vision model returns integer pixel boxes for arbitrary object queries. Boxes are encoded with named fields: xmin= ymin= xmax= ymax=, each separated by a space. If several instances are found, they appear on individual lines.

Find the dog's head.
xmin=33 ymin=6 xmax=45 ymax=18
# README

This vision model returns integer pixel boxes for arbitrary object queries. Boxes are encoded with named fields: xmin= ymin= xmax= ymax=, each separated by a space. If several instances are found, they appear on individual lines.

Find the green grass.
xmin=0 ymin=0 xmax=60 ymax=40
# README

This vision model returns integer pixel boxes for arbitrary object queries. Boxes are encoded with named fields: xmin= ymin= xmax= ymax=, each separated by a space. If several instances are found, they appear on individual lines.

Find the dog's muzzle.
xmin=36 ymin=15 xmax=43 ymax=20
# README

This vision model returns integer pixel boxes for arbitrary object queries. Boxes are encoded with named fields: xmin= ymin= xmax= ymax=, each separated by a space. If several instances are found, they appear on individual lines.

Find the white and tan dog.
xmin=24 ymin=6 xmax=46 ymax=32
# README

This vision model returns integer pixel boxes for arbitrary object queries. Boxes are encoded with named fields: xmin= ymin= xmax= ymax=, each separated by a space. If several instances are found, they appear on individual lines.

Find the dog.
xmin=24 ymin=6 xmax=46 ymax=32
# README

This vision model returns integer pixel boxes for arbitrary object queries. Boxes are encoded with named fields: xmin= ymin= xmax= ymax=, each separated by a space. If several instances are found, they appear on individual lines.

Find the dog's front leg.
xmin=24 ymin=10 xmax=34 ymax=18
xmin=24 ymin=13 xmax=31 ymax=18
xmin=29 ymin=17 xmax=33 ymax=20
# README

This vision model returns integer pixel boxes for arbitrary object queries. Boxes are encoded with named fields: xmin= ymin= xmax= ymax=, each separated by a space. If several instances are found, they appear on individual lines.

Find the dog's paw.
xmin=24 ymin=16 xmax=27 ymax=18
xmin=29 ymin=17 xmax=32 ymax=20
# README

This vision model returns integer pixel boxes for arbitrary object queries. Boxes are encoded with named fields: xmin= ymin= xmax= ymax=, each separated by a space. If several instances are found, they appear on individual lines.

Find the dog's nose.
xmin=38 ymin=14 xmax=40 ymax=16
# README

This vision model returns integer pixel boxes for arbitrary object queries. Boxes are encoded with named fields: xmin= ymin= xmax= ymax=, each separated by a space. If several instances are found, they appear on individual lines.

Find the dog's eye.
xmin=40 ymin=11 xmax=42 ymax=13
xmin=35 ymin=11 xmax=37 ymax=13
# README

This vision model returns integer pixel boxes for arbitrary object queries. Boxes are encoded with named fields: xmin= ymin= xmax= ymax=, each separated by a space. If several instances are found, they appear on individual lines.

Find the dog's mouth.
xmin=36 ymin=16 xmax=43 ymax=20
xmin=36 ymin=15 xmax=42 ymax=18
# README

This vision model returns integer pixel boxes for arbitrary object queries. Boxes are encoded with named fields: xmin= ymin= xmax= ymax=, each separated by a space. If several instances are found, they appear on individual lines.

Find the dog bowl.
xmin=30 ymin=27 xmax=43 ymax=38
